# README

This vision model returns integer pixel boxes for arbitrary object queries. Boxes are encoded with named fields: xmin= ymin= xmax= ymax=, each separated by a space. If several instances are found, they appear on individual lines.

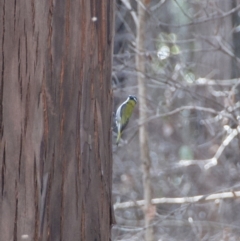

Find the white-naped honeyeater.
xmin=115 ymin=95 xmax=137 ymax=145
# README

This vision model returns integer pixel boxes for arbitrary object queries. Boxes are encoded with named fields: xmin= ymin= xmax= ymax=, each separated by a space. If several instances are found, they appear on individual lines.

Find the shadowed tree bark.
xmin=0 ymin=0 xmax=115 ymax=240
xmin=231 ymin=0 xmax=240 ymax=102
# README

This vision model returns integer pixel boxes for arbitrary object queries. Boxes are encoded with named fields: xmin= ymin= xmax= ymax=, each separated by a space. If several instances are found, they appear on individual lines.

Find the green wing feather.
xmin=116 ymin=100 xmax=136 ymax=145
xmin=121 ymin=100 xmax=136 ymax=130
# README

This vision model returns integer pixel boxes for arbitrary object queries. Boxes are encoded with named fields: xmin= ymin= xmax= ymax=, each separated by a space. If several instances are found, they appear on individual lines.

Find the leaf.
xmin=171 ymin=45 xmax=180 ymax=55
xmin=179 ymin=145 xmax=194 ymax=160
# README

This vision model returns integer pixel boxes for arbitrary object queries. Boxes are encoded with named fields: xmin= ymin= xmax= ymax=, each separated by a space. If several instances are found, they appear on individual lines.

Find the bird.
xmin=115 ymin=95 xmax=137 ymax=145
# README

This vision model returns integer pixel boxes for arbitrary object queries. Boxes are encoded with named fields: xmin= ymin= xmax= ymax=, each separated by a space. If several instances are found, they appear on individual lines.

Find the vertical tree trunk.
xmin=0 ymin=1 xmax=115 ymax=240
xmin=136 ymin=1 xmax=153 ymax=241
xmin=231 ymin=0 xmax=240 ymax=101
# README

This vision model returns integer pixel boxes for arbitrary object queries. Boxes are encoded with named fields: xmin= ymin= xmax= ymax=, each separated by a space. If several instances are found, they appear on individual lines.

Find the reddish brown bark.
xmin=0 ymin=0 xmax=114 ymax=240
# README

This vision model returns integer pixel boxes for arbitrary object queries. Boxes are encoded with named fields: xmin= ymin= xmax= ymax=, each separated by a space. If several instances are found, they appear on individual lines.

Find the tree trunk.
xmin=136 ymin=1 xmax=153 ymax=241
xmin=0 ymin=1 xmax=115 ymax=240
xmin=231 ymin=0 xmax=240 ymax=104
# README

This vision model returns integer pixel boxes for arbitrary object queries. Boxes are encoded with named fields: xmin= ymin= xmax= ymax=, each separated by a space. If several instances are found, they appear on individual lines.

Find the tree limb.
xmin=114 ymin=190 xmax=240 ymax=210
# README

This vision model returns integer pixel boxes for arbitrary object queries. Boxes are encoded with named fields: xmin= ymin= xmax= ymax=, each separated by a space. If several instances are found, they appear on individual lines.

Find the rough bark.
xmin=0 ymin=0 xmax=114 ymax=240
xmin=231 ymin=0 xmax=240 ymax=101
xmin=136 ymin=1 xmax=153 ymax=241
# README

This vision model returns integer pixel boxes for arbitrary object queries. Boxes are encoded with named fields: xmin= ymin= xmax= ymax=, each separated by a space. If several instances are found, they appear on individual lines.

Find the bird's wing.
xmin=120 ymin=102 xmax=133 ymax=132
xmin=120 ymin=119 xmax=129 ymax=132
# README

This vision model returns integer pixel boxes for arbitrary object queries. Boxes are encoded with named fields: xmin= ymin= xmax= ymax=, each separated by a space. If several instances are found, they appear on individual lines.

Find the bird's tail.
xmin=116 ymin=131 xmax=121 ymax=145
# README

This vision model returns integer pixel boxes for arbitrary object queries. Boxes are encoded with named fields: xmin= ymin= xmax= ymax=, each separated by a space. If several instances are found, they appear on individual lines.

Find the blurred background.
xmin=112 ymin=0 xmax=240 ymax=240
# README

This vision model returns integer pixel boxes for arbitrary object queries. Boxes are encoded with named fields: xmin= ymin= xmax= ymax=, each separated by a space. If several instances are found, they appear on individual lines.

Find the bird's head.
xmin=128 ymin=95 xmax=137 ymax=103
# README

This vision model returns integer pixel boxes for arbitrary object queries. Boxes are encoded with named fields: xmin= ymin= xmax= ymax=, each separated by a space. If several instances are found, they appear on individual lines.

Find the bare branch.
xmin=121 ymin=0 xmax=138 ymax=27
xmin=178 ymin=126 xmax=240 ymax=170
xmin=114 ymin=190 xmax=240 ymax=210
xmin=204 ymin=127 xmax=239 ymax=169
xmin=195 ymin=78 xmax=240 ymax=86
xmin=158 ymin=3 xmax=240 ymax=28
xmin=140 ymin=105 xmax=237 ymax=126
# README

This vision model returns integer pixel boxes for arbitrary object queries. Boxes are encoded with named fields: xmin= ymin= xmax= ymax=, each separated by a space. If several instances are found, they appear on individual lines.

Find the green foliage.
xmin=184 ymin=71 xmax=195 ymax=84
xmin=179 ymin=145 xmax=194 ymax=160
xmin=171 ymin=45 xmax=180 ymax=55
xmin=152 ymin=32 xmax=181 ymax=74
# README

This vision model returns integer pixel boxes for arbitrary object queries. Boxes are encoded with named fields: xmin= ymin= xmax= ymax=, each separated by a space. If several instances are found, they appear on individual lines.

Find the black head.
xmin=128 ymin=95 xmax=137 ymax=103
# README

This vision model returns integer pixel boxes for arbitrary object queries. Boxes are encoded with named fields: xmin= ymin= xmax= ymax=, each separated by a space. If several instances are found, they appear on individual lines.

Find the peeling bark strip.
xmin=0 ymin=0 xmax=5 ymax=139
xmin=1 ymin=144 xmax=6 ymax=196
xmin=0 ymin=1 xmax=115 ymax=240
xmin=13 ymin=180 xmax=18 ymax=241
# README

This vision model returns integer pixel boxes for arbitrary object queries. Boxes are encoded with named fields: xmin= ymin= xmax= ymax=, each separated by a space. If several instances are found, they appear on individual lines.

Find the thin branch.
xmin=199 ymin=35 xmax=240 ymax=63
xmin=139 ymin=105 xmax=237 ymax=126
xmin=173 ymin=0 xmax=193 ymax=21
xmin=150 ymin=0 xmax=167 ymax=11
xmin=157 ymin=4 xmax=240 ymax=28
xmin=195 ymin=77 xmax=240 ymax=86
xmin=121 ymin=0 xmax=138 ymax=27
xmin=114 ymin=190 xmax=240 ymax=210
xmin=178 ymin=126 xmax=240 ymax=169
xmin=204 ymin=127 xmax=239 ymax=169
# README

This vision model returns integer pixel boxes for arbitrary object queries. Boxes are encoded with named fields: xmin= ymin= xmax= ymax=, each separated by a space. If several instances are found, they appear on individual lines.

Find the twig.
xmin=204 ymin=126 xmax=239 ymax=169
xmin=158 ymin=3 xmax=240 ymax=28
xmin=121 ymin=0 xmax=138 ymax=27
xmin=178 ymin=126 xmax=240 ymax=169
xmin=139 ymin=105 xmax=237 ymax=126
xmin=114 ymin=190 xmax=240 ymax=210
